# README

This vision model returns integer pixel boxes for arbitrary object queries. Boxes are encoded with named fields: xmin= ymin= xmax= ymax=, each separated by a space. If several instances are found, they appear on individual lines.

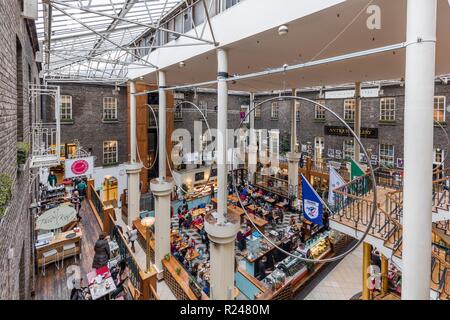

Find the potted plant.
xmin=189 ymin=277 xmax=203 ymax=299
xmin=0 ymin=174 xmax=12 ymax=220
xmin=17 ymin=142 xmax=30 ymax=170
xmin=175 ymin=267 xmax=181 ymax=275
xmin=164 ymin=254 xmax=171 ymax=261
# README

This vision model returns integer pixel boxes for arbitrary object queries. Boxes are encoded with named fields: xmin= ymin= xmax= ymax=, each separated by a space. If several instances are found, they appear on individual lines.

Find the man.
xmin=76 ymin=179 xmax=87 ymax=198
xmin=48 ymin=171 xmax=57 ymax=187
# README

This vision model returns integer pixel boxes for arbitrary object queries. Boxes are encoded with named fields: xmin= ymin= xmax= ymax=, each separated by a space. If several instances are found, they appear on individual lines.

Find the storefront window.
xmin=343 ymin=140 xmax=354 ymax=160
xmin=379 ymin=144 xmax=395 ymax=168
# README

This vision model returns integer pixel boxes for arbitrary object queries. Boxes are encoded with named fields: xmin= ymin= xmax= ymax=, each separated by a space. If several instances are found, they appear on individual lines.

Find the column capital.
xmin=150 ymin=177 xmax=174 ymax=196
xmin=204 ymin=211 xmax=240 ymax=243
xmin=125 ymin=162 xmax=142 ymax=174
xmin=287 ymin=152 xmax=301 ymax=162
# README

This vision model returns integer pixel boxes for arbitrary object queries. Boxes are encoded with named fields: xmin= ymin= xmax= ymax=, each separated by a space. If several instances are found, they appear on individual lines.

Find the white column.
xmin=248 ymin=92 xmax=257 ymax=183
xmin=287 ymin=89 xmax=301 ymax=206
xmin=151 ymin=71 xmax=174 ymax=278
xmin=158 ymin=70 xmax=167 ymax=180
xmin=216 ymin=48 xmax=228 ymax=225
xmin=354 ymin=82 xmax=362 ymax=162
xmin=126 ymin=80 xmax=141 ymax=226
xmin=402 ymin=0 xmax=436 ymax=300
xmin=150 ymin=178 xmax=173 ymax=278
xmin=204 ymin=48 xmax=240 ymax=300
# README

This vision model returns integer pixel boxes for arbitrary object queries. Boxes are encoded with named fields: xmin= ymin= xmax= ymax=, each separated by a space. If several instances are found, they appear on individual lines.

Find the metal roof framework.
xmin=37 ymin=0 xmax=217 ymax=84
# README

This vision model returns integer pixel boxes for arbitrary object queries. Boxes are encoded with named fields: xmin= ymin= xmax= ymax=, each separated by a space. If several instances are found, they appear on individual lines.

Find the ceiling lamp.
xmin=278 ymin=25 xmax=289 ymax=36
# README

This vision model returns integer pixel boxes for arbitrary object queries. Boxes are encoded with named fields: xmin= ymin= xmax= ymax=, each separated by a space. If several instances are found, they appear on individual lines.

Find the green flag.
xmin=350 ymin=158 xmax=365 ymax=180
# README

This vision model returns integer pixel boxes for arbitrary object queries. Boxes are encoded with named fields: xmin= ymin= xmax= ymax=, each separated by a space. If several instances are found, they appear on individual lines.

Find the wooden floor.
xmin=34 ymin=200 xmax=101 ymax=300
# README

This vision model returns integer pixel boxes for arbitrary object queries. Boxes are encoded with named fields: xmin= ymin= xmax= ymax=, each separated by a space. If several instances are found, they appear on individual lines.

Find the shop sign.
xmin=65 ymin=157 xmax=94 ymax=179
xmin=324 ymin=126 xmax=378 ymax=139
xmin=325 ymin=88 xmax=380 ymax=99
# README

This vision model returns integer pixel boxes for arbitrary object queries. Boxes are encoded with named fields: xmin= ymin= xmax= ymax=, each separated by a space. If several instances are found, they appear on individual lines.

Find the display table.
xmin=87 ymin=266 xmax=116 ymax=300
xmin=36 ymin=229 xmax=82 ymax=267
xmin=36 ymin=204 xmax=77 ymax=232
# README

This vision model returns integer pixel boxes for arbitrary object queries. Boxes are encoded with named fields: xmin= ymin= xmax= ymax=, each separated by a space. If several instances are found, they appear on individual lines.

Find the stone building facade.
xmin=0 ymin=1 xmax=41 ymax=299
xmin=174 ymin=84 xmax=450 ymax=170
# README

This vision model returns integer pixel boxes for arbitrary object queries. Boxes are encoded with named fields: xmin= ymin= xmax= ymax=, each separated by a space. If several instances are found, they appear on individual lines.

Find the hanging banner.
xmin=301 ymin=175 xmax=323 ymax=226
xmin=328 ymin=167 xmax=346 ymax=206
xmin=65 ymin=157 xmax=94 ymax=179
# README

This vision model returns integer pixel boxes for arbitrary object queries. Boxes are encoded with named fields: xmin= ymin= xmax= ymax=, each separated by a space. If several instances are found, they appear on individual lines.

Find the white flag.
xmin=328 ymin=167 xmax=346 ymax=206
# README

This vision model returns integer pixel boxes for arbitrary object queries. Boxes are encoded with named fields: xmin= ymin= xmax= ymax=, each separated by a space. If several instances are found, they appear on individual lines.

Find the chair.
xmin=42 ymin=249 xmax=59 ymax=276
xmin=61 ymin=242 xmax=77 ymax=267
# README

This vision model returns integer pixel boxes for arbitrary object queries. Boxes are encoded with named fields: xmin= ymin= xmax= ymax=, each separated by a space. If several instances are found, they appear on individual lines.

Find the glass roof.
xmin=37 ymin=0 xmax=184 ymax=83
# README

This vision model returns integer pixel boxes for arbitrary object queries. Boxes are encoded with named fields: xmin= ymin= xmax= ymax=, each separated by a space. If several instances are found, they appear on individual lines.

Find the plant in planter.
xmin=17 ymin=142 xmax=30 ymax=167
xmin=175 ymin=267 xmax=181 ymax=275
xmin=164 ymin=254 xmax=171 ymax=261
xmin=0 ymin=174 xmax=12 ymax=219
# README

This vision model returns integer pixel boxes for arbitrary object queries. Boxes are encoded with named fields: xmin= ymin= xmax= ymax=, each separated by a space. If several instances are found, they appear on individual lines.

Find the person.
xmin=178 ymin=211 xmax=185 ymax=230
xmin=76 ymin=179 xmax=87 ymax=198
xmin=48 ymin=171 xmax=57 ymax=187
xmin=236 ymin=230 xmax=246 ymax=251
xmin=70 ymin=278 xmax=88 ymax=300
xmin=111 ymin=260 xmax=130 ymax=299
xmin=129 ymin=226 xmax=138 ymax=253
xmin=322 ymin=210 xmax=330 ymax=230
xmin=72 ymin=190 xmax=82 ymax=222
xmin=256 ymin=256 xmax=268 ymax=280
xmin=92 ymin=233 xmax=111 ymax=269
xmin=113 ymin=222 xmax=123 ymax=235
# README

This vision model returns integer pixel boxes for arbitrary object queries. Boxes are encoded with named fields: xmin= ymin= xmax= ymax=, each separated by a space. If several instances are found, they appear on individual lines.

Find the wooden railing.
xmin=255 ymin=172 xmax=289 ymax=198
xmin=87 ymin=181 xmax=158 ymax=300
xmin=87 ymin=179 xmax=115 ymax=232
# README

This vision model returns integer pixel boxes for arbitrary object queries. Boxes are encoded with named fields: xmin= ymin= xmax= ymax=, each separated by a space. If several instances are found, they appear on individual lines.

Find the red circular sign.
xmin=71 ymin=159 xmax=89 ymax=175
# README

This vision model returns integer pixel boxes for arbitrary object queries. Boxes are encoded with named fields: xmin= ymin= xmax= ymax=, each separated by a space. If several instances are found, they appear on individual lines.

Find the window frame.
xmin=314 ymin=100 xmax=326 ymax=120
xmin=103 ymin=97 xmax=118 ymax=121
xmin=344 ymin=99 xmax=356 ymax=122
xmin=434 ymin=96 xmax=446 ymax=123
xmin=254 ymin=105 xmax=261 ymax=119
xmin=271 ymin=101 xmax=279 ymax=119
xmin=295 ymin=100 xmax=301 ymax=121
xmin=103 ymin=140 xmax=118 ymax=165
xmin=379 ymin=97 xmax=396 ymax=122
xmin=379 ymin=144 xmax=395 ymax=168
xmin=343 ymin=139 xmax=355 ymax=160
xmin=60 ymin=95 xmax=73 ymax=121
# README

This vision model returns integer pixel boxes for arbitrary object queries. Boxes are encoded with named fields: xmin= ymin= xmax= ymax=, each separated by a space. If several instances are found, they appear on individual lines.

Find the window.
xmin=295 ymin=101 xmax=301 ymax=121
xmin=434 ymin=96 xmax=446 ymax=123
xmin=343 ymin=140 xmax=354 ymax=160
xmin=103 ymin=141 xmax=118 ymax=165
xmin=315 ymin=100 xmax=326 ymax=120
xmin=254 ymin=105 xmax=261 ymax=119
xmin=271 ymin=102 xmax=279 ymax=119
xmin=380 ymin=97 xmax=396 ymax=121
xmin=314 ymin=137 xmax=324 ymax=161
xmin=193 ymin=1 xmax=205 ymax=25
xmin=199 ymin=100 xmax=208 ymax=118
xmin=174 ymin=103 xmax=183 ymax=120
xmin=60 ymin=95 xmax=72 ymax=121
xmin=103 ymin=97 xmax=117 ymax=121
xmin=344 ymin=99 xmax=356 ymax=122
xmin=434 ymin=148 xmax=444 ymax=164
xmin=379 ymin=144 xmax=395 ymax=168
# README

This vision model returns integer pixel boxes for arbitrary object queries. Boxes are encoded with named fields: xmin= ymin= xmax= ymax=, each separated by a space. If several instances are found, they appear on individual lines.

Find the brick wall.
xmin=45 ymin=83 xmax=129 ymax=168
xmin=0 ymin=1 xmax=40 ymax=299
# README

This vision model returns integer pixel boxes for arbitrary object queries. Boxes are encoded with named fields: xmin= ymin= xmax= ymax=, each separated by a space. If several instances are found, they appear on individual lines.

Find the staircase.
xmin=329 ymin=169 xmax=450 ymax=300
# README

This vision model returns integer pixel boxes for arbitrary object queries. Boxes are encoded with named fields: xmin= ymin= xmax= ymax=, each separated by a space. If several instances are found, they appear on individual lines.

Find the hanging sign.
xmin=324 ymin=126 xmax=378 ymax=139
xmin=325 ymin=88 xmax=380 ymax=99
xmin=65 ymin=157 xmax=94 ymax=178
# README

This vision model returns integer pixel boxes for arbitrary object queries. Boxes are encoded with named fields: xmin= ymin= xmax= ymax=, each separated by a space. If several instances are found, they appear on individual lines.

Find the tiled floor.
xmin=304 ymin=244 xmax=363 ymax=300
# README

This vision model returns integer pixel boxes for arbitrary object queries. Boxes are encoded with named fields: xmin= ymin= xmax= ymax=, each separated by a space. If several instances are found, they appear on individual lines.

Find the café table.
xmin=87 ymin=266 xmax=117 ymax=300
xmin=36 ymin=205 xmax=77 ymax=232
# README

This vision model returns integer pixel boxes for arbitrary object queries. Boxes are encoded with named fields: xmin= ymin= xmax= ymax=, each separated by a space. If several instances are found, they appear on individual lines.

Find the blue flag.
xmin=301 ymin=175 xmax=324 ymax=226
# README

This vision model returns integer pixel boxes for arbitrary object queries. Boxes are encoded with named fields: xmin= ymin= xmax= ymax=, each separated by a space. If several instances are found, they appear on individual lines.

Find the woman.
xmin=71 ymin=190 xmax=82 ymax=222
xmin=111 ymin=260 xmax=130 ymax=299
xmin=92 ymin=233 xmax=111 ymax=269
xmin=129 ymin=226 xmax=138 ymax=253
